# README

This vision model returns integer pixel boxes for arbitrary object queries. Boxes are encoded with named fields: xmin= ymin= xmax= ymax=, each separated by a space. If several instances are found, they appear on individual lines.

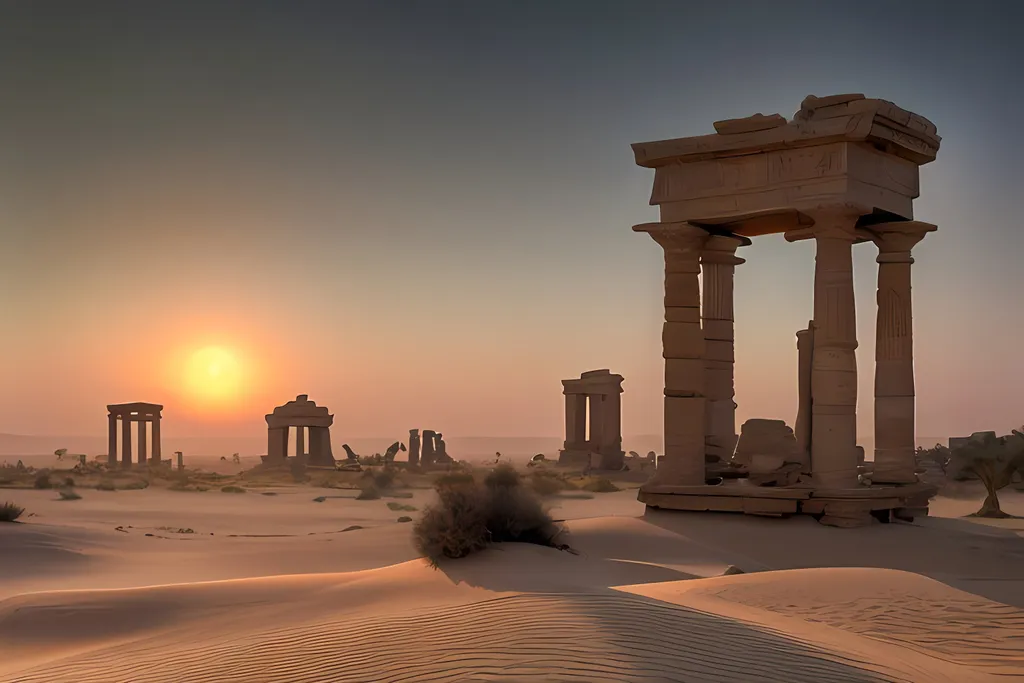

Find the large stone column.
xmin=794 ymin=322 xmax=814 ymax=464
xmin=408 ymin=429 xmax=421 ymax=466
xmin=563 ymin=393 xmax=587 ymax=449
xmin=107 ymin=414 xmax=117 ymax=466
xmin=137 ymin=419 xmax=147 ymax=465
xmin=601 ymin=389 xmax=622 ymax=455
xmin=637 ymin=221 xmax=710 ymax=486
xmin=870 ymin=221 xmax=936 ymax=484
xmin=295 ymin=426 xmax=305 ymax=459
xmin=121 ymin=416 xmax=132 ymax=468
xmin=587 ymin=394 xmax=604 ymax=450
xmin=151 ymin=416 xmax=162 ymax=464
xmin=807 ymin=210 xmax=862 ymax=488
xmin=700 ymin=233 xmax=748 ymax=460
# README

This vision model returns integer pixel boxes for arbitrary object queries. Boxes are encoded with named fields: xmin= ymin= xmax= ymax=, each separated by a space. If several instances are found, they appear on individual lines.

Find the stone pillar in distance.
xmin=636 ymin=221 xmax=710 ymax=486
xmin=121 ymin=416 xmax=132 ymax=468
xmin=870 ymin=221 xmax=936 ymax=484
xmin=151 ymin=415 xmax=162 ymax=464
xmin=107 ymin=413 xmax=118 ymax=466
xmin=137 ymin=419 xmax=147 ymax=465
xmin=700 ymin=233 xmax=749 ymax=461
xmin=296 ymin=426 xmax=305 ymax=460
xmin=805 ymin=209 xmax=862 ymax=488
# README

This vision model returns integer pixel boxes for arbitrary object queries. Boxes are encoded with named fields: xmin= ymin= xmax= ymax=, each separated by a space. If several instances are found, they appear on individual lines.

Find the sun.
xmin=184 ymin=346 xmax=243 ymax=405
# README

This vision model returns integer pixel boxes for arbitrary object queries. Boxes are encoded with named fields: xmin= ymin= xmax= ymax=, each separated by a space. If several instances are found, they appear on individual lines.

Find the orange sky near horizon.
xmin=1 ymin=2 xmax=1022 ymax=443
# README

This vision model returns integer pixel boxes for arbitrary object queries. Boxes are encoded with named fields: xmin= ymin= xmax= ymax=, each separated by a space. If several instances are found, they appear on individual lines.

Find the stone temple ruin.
xmin=559 ymin=369 xmax=625 ymax=470
xmin=264 ymin=395 xmax=336 ymax=468
xmin=632 ymin=94 xmax=940 ymax=527
xmin=107 ymin=402 xmax=163 ymax=468
xmin=407 ymin=428 xmax=452 ymax=467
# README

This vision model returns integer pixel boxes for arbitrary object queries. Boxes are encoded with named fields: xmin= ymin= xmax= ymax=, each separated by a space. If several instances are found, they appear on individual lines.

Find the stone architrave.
xmin=422 ymin=430 xmax=437 ymax=466
xmin=700 ymin=233 xmax=749 ymax=460
xmin=869 ymin=221 xmax=936 ymax=484
xmin=408 ymin=429 xmax=421 ymax=466
xmin=635 ymin=222 xmax=710 ymax=486
xmin=263 ymin=395 xmax=335 ymax=467
xmin=795 ymin=208 xmax=863 ymax=488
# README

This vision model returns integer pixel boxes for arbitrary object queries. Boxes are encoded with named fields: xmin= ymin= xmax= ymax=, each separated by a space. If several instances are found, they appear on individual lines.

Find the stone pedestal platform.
xmin=638 ymin=480 xmax=936 ymax=527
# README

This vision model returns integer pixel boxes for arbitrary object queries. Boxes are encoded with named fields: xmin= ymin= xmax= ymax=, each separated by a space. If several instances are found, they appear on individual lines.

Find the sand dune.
xmin=4 ymin=487 xmax=1024 ymax=681
xmin=7 ymin=555 xmax=1016 ymax=683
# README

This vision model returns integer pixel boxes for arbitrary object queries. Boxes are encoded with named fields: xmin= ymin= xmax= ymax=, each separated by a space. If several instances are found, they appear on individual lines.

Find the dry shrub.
xmin=397 ymin=516 xmax=413 ymax=523
xmin=96 ymin=480 xmax=117 ymax=491
xmin=33 ymin=473 xmax=52 ymax=489
xmin=582 ymin=477 xmax=620 ymax=493
xmin=0 ymin=501 xmax=24 ymax=522
xmin=58 ymin=489 xmax=82 ymax=501
xmin=414 ymin=463 xmax=562 ymax=565
xmin=528 ymin=469 xmax=575 ymax=496
xmin=220 ymin=485 xmax=246 ymax=494
xmin=356 ymin=484 xmax=381 ymax=500
xmin=387 ymin=501 xmax=417 ymax=512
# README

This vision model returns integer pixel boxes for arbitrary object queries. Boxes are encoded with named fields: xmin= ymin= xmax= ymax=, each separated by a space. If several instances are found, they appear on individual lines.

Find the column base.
xmin=558 ymin=448 xmax=625 ymax=470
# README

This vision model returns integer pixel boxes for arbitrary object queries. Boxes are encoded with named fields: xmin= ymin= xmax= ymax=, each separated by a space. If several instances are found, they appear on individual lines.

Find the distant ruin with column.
xmin=631 ymin=94 xmax=939 ymax=527
xmin=559 ymin=369 xmax=625 ymax=470
xmin=107 ymin=402 xmax=163 ymax=468
xmin=264 ymin=394 xmax=337 ymax=468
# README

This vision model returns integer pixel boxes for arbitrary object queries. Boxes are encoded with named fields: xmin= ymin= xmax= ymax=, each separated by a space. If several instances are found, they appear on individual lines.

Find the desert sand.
xmin=2 ymin=478 xmax=1024 ymax=682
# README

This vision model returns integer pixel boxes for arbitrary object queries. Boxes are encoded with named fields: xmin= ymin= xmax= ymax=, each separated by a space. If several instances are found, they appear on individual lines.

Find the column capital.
xmin=868 ymin=220 xmax=937 ymax=263
xmin=633 ymin=221 xmax=710 ymax=254
xmin=785 ymin=205 xmax=865 ymax=242
xmin=700 ymin=232 xmax=750 ymax=265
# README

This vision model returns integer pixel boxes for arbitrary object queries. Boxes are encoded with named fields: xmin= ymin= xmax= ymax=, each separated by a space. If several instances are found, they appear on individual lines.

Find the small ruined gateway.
xmin=264 ymin=395 xmax=336 ymax=467
xmin=632 ymin=94 xmax=940 ymax=526
xmin=559 ymin=369 xmax=625 ymax=470
xmin=107 ymin=402 xmax=163 ymax=468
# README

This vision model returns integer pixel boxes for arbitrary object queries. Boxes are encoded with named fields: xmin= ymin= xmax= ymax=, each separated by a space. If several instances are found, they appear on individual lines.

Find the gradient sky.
xmin=1 ymin=0 xmax=1021 ymax=442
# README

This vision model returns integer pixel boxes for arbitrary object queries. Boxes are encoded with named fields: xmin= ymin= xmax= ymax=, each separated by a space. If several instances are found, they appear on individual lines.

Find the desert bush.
xmin=58 ymin=489 xmax=82 ymax=501
xmin=64 ymin=476 xmax=76 ymax=487
xmin=33 ymin=473 xmax=53 ymax=489
xmin=484 ymin=463 xmax=521 ymax=489
xmin=949 ymin=429 xmax=1024 ymax=518
xmin=356 ymin=484 xmax=381 ymax=500
xmin=0 ymin=501 xmax=24 ymax=522
xmin=221 ymin=485 xmax=246 ymax=494
xmin=582 ymin=477 xmax=620 ymax=493
xmin=372 ymin=468 xmax=395 ymax=490
xmin=433 ymin=471 xmax=475 ymax=488
xmin=413 ymin=466 xmax=562 ymax=565
xmin=528 ymin=470 xmax=574 ymax=496
xmin=387 ymin=501 xmax=417 ymax=512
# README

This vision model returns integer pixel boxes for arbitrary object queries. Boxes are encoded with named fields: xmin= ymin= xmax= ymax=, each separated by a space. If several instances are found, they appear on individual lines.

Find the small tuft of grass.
xmin=387 ymin=501 xmax=417 ymax=512
xmin=58 ymin=489 xmax=82 ymax=501
xmin=581 ymin=477 xmax=620 ymax=493
xmin=356 ymin=484 xmax=381 ymax=501
xmin=397 ymin=516 xmax=413 ymax=523
xmin=220 ymin=485 xmax=246 ymax=494
xmin=312 ymin=496 xmax=327 ymax=503
xmin=0 ymin=501 xmax=25 ymax=522
xmin=96 ymin=480 xmax=117 ymax=491
xmin=261 ymin=491 xmax=278 ymax=496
